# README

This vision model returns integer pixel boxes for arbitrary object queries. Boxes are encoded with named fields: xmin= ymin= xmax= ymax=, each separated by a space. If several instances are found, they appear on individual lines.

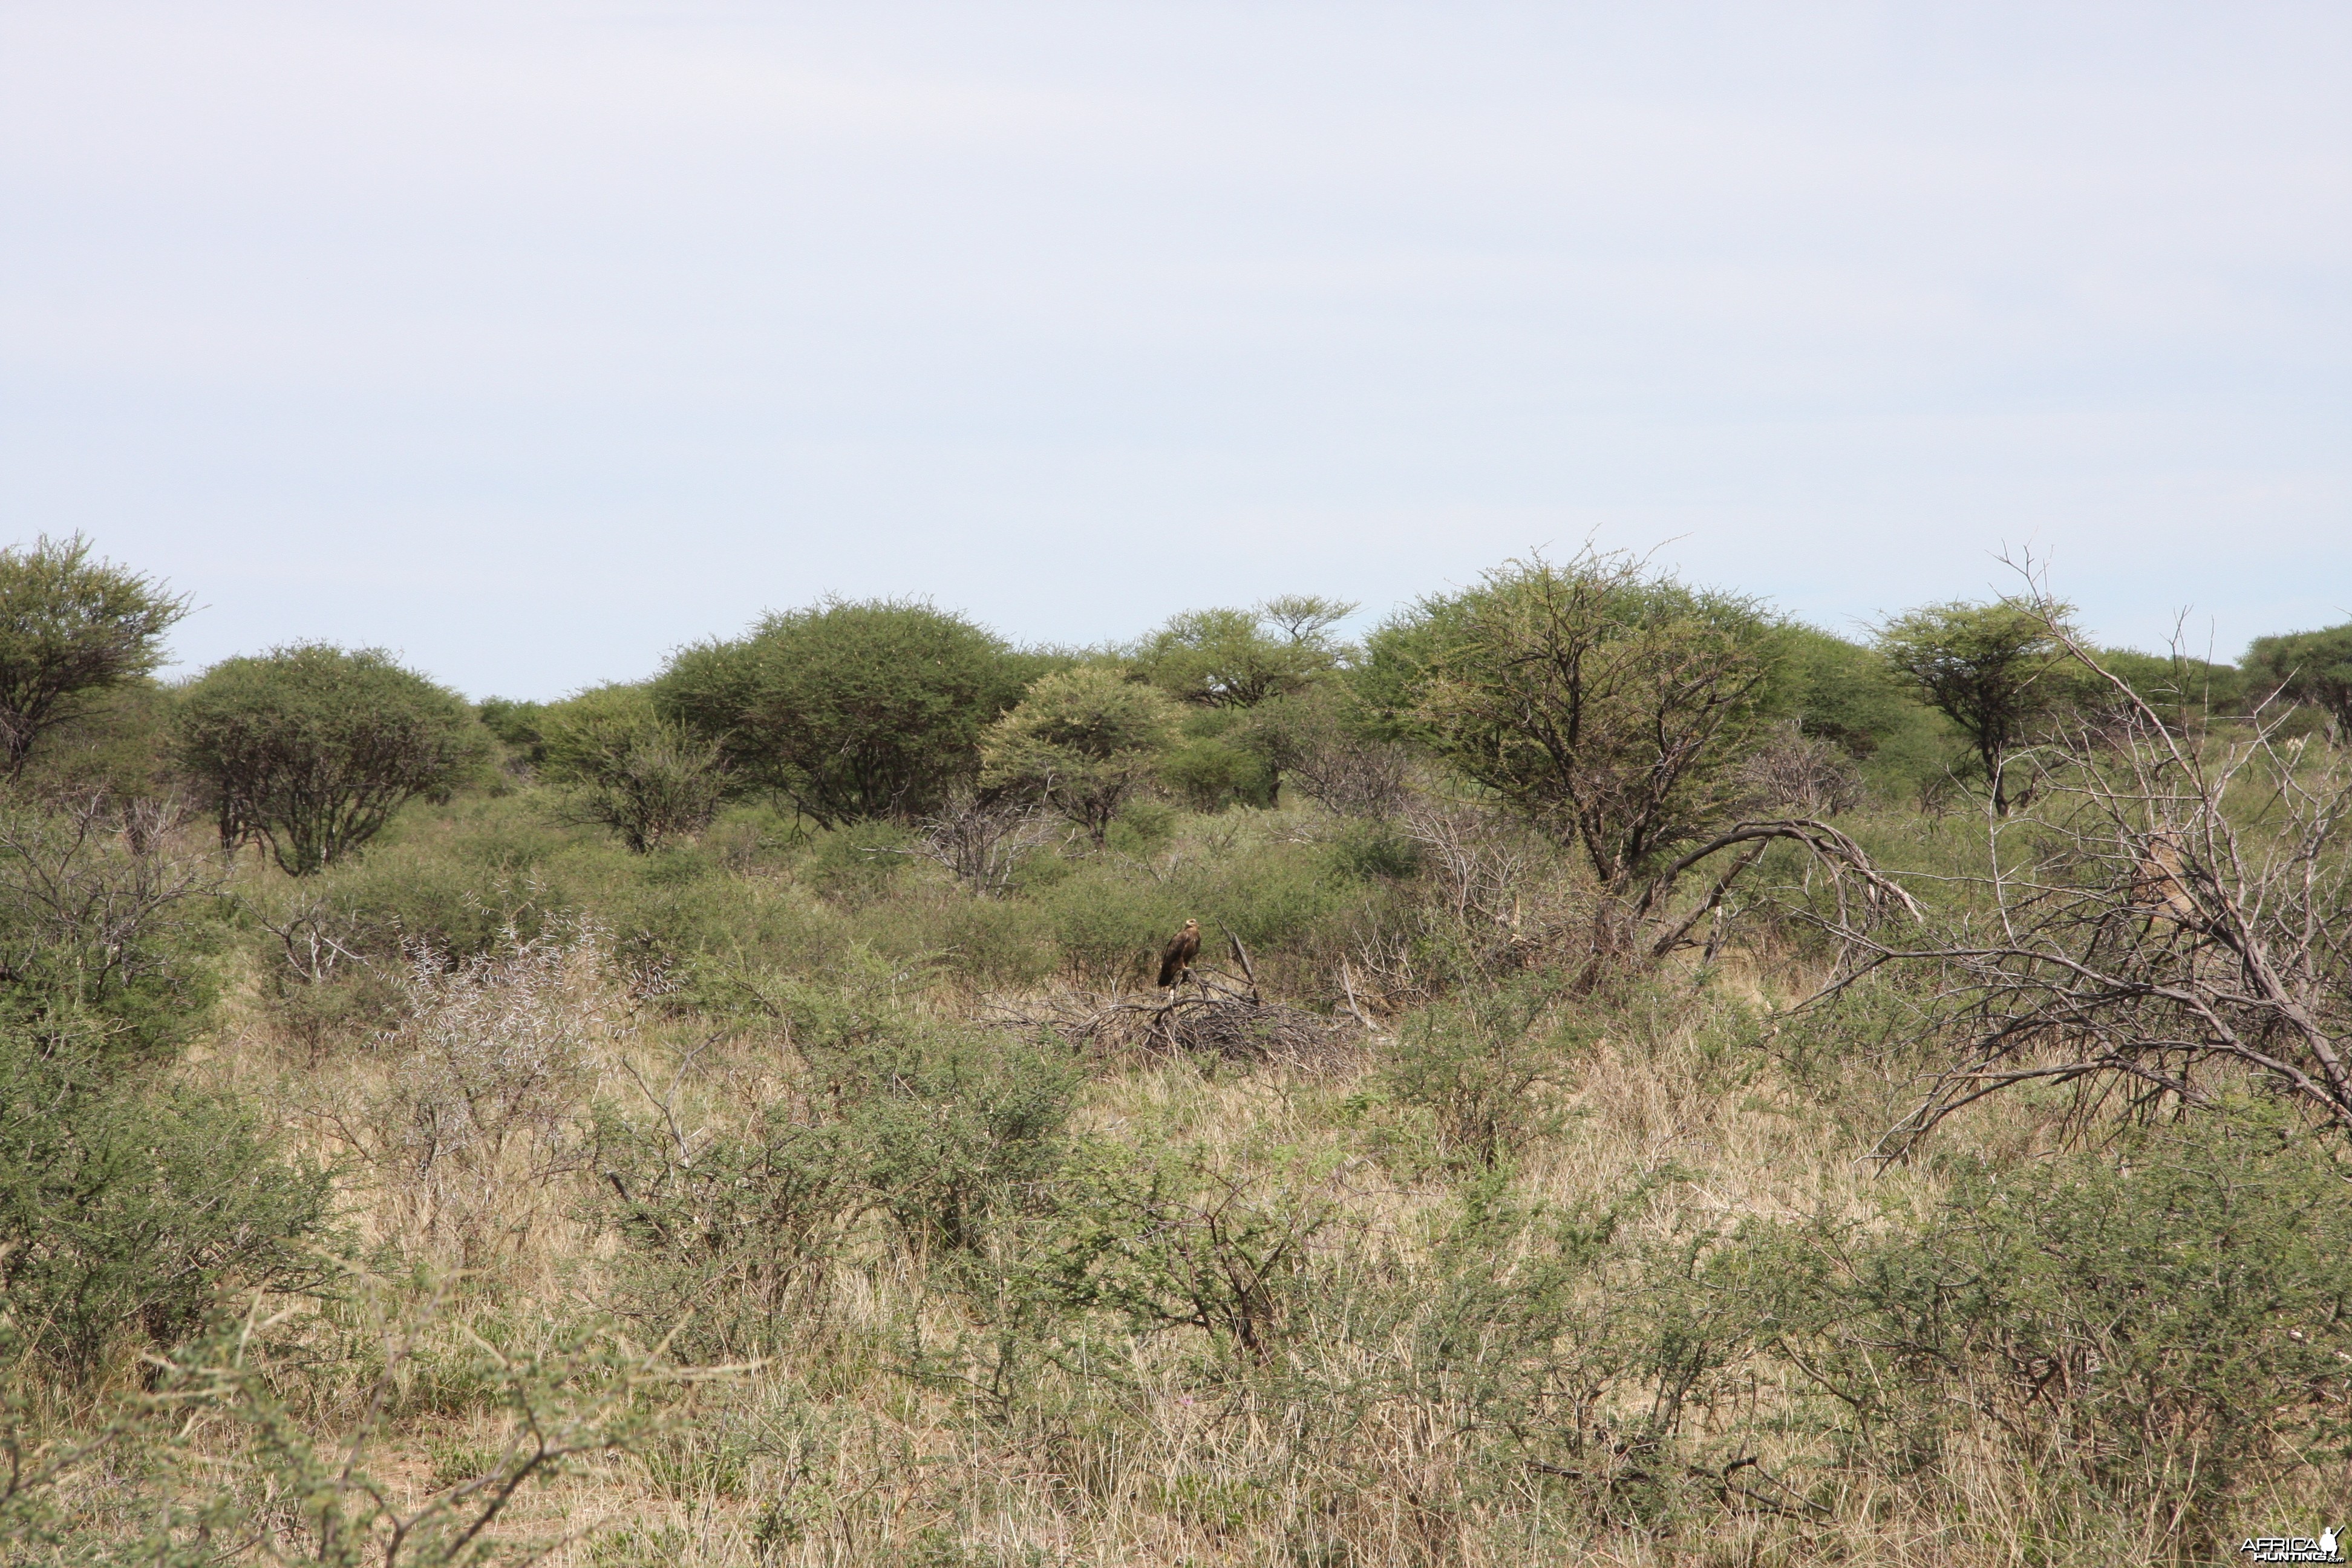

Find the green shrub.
xmin=776 ymin=962 xmax=1079 ymax=1255
xmin=1874 ymin=597 xmax=2097 ymax=814
xmin=2095 ymin=645 xmax=2250 ymax=729
xmin=655 ymin=598 xmax=1048 ymax=826
xmin=1364 ymin=976 xmax=1575 ymax=1175
xmin=1748 ymin=1103 xmax=2352 ymax=1558
xmin=598 ymin=1100 xmax=867 ymax=1362
xmin=1133 ymin=598 xmax=1351 ymax=711
xmin=249 ymin=793 xmax=849 ymax=1030
xmin=857 ymin=890 xmax=1056 ymax=992
xmin=1030 ymin=863 xmax=1186 ymax=987
xmin=1100 ymin=797 xmax=1174 ymax=852
xmin=1391 ymin=1168 xmax=1735 ymax=1525
xmin=800 ymin=818 xmax=916 ymax=907
xmin=840 ymin=1024 xmax=1080 ymax=1256
xmin=1323 ymin=818 xmax=1421 ymax=882
xmin=0 ymin=1028 xmax=335 ymax=1378
xmin=1158 ymin=729 xmax=1274 ymax=813
xmin=475 ymin=696 xmax=548 ymax=771
xmin=1028 ymin=1140 xmax=1338 ymax=1368
xmin=2244 ymin=619 xmax=2352 ymax=731
xmin=262 ymin=838 xmax=571 ymax=966
xmin=981 ymin=664 xmax=1180 ymax=843
xmin=1765 ymin=622 xmax=1943 ymax=760
xmin=1170 ymin=837 xmax=1357 ymax=955
xmin=1364 ymin=549 xmax=1779 ymax=893
xmin=0 ymin=794 xmax=225 ymax=1063
xmin=243 ymin=802 xmax=603 ymax=1049
xmin=539 ymin=684 xmax=727 ymax=852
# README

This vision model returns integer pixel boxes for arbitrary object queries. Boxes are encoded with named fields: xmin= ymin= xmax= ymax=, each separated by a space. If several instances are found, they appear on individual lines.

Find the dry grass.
xmin=28 ymin=789 xmax=2338 ymax=1567
xmin=155 ymin=959 xmax=2269 ymax=1563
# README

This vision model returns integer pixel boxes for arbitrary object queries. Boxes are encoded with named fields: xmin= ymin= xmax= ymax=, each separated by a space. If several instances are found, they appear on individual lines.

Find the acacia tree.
xmin=1134 ymin=596 xmax=1353 ymax=709
xmin=1134 ymin=596 xmax=1354 ymax=807
xmin=175 ymin=645 xmax=489 ymax=874
xmin=654 ymin=599 xmax=1045 ymax=826
xmin=1875 ymin=598 xmax=2082 ymax=813
xmin=2243 ymin=621 xmax=2352 ymax=736
xmin=1367 ymin=550 xmax=1912 ymax=969
xmin=0 ymin=535 xmax=189 ymax=777
xmin=1370 ymin=552 xmax=1780 ymax=890
xmin=538 ymin=685 xmax=725 ymax=853
xmin=981 ymin=665 xmax=1180 ymax=844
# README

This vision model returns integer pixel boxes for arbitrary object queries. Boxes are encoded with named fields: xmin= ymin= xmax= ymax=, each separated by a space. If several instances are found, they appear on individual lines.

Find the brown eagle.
xmin=1157 ymin=918 xmax=1201 ymax=988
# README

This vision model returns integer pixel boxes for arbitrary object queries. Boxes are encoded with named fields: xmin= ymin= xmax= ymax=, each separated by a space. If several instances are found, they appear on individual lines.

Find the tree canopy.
xmin=0 ymin=536 xmax=188 ymax=778
xmin=981 ymin=665 xmax=1180 ymax=844
xmin=1875 ymin=598 xmax=2080 ymax=814
xmin=2244 ymin=621 xmax=2352 ymax=734
xmin=1364 ymin=550 xmax=1780 ymax=893
xmin=653 ymin=598 xmax=1049 ymax=827
xmin=1766 ymin=624 xmax=1936 ymax=759
xmin=174 ymin=644 xmax=489 ymax=874
xmin=1133 ymin=596 xmax=1354 ymax=710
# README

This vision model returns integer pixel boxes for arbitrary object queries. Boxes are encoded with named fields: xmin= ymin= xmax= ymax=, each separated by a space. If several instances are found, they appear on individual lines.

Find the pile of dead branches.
xmin=990 ymin=936 xmax=1364 ymax=1072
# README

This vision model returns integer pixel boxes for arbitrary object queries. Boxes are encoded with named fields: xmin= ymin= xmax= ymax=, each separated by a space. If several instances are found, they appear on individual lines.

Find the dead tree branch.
xmin=1844 ymin=594 xmax=2352 ymax=1157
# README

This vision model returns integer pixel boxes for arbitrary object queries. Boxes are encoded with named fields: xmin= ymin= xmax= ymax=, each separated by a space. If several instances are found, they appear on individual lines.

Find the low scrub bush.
xmin=1359 ymin=976 xmax=1578 ymax=1175
xmin=335 ymin=926 xmax=606 ymax=1264
xmin=601 ymin=970 xmax=1079 ymax=1360
xmin=1386 ymin=1169 xmax=1765 ymax=1528
xmin=1746 ymin=1103 xmax=2352 ymax=1558
xmin=4 ymin=1277 xmax=688 ymax=1566
xmin=598 ymin=1099 xmax=867 ymax=1362
xmin=1031 ymin=864 xmax=1189 ymax=988
xmin=0 ymin=1027 xmax=335 ymax=1379
xmin=1024 ymin=1141 xmax=1342 ymax=1372
xmin=840 ymin=1024 xmax=1081 ymax=1256
xmin=885 ymin=890 xmax=1058 ymax=991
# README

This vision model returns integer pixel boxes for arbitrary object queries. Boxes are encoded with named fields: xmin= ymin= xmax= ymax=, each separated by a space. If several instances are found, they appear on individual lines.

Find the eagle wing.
xmin=1157 ymin=926 xmax=1200 ymax=987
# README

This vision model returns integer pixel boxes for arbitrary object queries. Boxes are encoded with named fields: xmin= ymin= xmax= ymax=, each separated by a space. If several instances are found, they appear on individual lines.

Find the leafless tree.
xmin=1738 ymin=722 xmax=1864 ymax=818
xmin=1398 ymin=797 xmax=1547 ymax=938
xmin=1287 ymin=731 xmax=1415 ymax=820
xmin=893 ymin=784 xmax=1059 ymax=895
xmin=250 ymin=884 xmax=378 ymax=988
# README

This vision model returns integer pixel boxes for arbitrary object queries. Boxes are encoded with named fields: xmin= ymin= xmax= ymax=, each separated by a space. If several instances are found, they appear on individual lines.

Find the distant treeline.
xmin=2 ymin=534 xmax=2348 ymax=872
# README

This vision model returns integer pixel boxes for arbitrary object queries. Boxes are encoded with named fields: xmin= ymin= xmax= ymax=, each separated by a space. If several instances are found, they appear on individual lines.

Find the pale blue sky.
xmin=2 ymin=2 xmax=2345 ymax=697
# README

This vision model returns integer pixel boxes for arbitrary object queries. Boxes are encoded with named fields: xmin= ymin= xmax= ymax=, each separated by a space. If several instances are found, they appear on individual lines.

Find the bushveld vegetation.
xmin=3 ymin=535 xmax=2350 ymax=1566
